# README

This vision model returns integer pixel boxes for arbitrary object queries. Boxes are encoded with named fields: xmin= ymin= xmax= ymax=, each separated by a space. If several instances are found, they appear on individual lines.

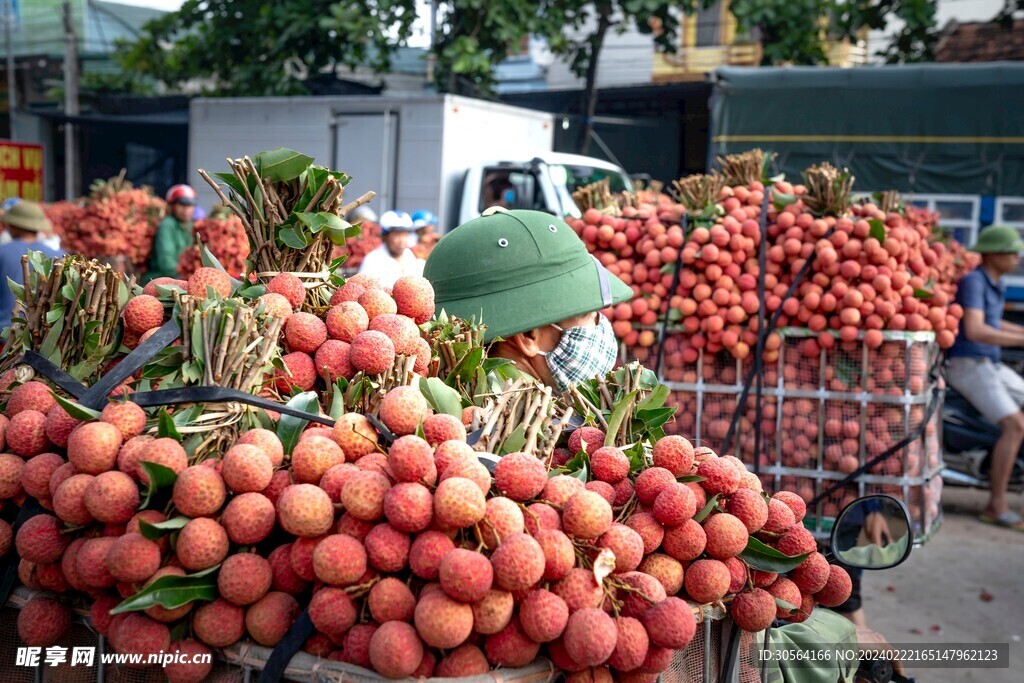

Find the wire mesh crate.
xmin=628 ymin=328 xmax=943 ymax=543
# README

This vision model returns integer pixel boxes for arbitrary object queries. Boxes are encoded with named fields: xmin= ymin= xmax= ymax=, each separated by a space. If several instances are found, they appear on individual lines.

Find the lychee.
xmin=7 ymin=381 xmax=56 ymax=417
xmin=142 ymin=276 xmax=188 ymax=297
xmin=440 ymin=547 xmax=494 ymax=603
xmin=7 ymin=410 xmax=50 ymax=457
xmin=541 ymin=474 xmax=585 ymax=506
xmin=245 ymin=592 xmax=300 ymax=646
xmin=519 ymin=589 xmax=569 ymax=643
xmin=285 ymin=312 xmax=327 ymax=354
xmin=772 ymin=490 xmax=808 ymax=521
xmin=308 ymin=586 xmax=357 ymax=639
xmin=638 ymin=553 xmax=685 ymax=596
xmin=617 ymin=571 xmax=667 ymax=618
xmin=267 ymin=272 xmax=306 ymax=309
xmin=697 ymin=458 xmax=742 ymax=496
xmin=365 ymin=523 xmax=411 ymax=572
xmin=237 ymin=428 xmax=285 ymax=466
xmin=367 ymin=577 xmax=416 ymax=623
xmin=325 ymin=301 xmax=368 ymax=343
xmin=388 ymin=433 xmax=433 ymax=481
xmin=439 ymin=456 xmax=489 ymax=494
xmin=494 ymin=452 xmax=547 ymax=501
xmin=84 ymin=470 xmax=139 ymax=524
xmin=218 ymin=553 xmax=273 ymax=606
xmin=642 ymin=596 xmax=697 ymax=649
xmin=776 ymin=525 xmax=816 ymax=557
xmin=176 ymin=518 xmax=228 ymax=570
xmin=290 ymin=435 xmax=343 ymax=484
xmin=726 ymin=488 xmax=769 ymax=533
xmin=524 ymin=502 xmax=562 ymax=536
xmin=43 ymin=406 xmax=81 ymax=449
xmin=123 ymin=294 xmax=165 ymax=334
xmin=313 ymin=534 xmax=367 ymax=586
xmin=383 ymin=481 xmax=433 ymax=532
xmin=564 ymin=608 xmax=617 ymax=667
xmin=369 ymin=313 xmax=420 ymax=355
xmin=814 ymin=564 xmax=853 ymax=607
xmin=434 ymin=476 xmax=487 ymax=528
xmin=591 ymin=446 xmax=630 ymax=483
xmin=484 ymin=615 xmax=540 ymax=668
xmin=471 ymin=588 xmax=514 ymax=634
xmin=652 ymin=435 xmax=695 ymax=476
xmin=105 ymin=532 xmax=160 ymax=583
xmin=277 ymin=483 xmax=334 ymax=536
xmin=359 ymin=288 xmax=398 ymax=319
xmin=275 ymin=351 xmax=317 ymax=392
xmin=222 ymin=492 xmax=275 ymax=544
xmin=763 ymin=497 xmax=797 ymax=534
xmin=53 ymin=474 xmax=95 ymax=525
xmin=340 ymin=470 xmax=391 ymax=521
xmin=379 ymin=386 xmax=430 ymax=436
xmin=137 ymin=438 xmax=188 ymax=483
xmin=553 ymin=567 xmax=606 ymax=612
xmin=731 ymin=587 xmax=778 ymax=632
xmin=370 ymin=621 xmax=424 ymax=679
xmin=15 ymin=513 xmax=69 ymax=564
xmin=625 ymin=512 xmax=666 ymax=555
xmin=257 ymin=292 xmax=293 ymax=318
xmin=192 ymin=598 xmax=246 ymax=648
xmin=414 ymin=590 xmax=474 ymax=649
xmin=562 ymin=490 xmax=613 ymax=540
xmin=187 ymin=267 xmax=232 ymax=299
xmin=421 ymin=413 xmax=467 ymax=445
xmin=703 ymin=512 xmax=749 ymax=559
xmin=586 ymin=480 xmax=615 ymax=505
xmin=662 ymin=519 xmax=707 ymax=562
xmin=491 ymin=532 xmax=545 ymax=591
xmin=350 ymin=330 xmax=396 ymax=375
xmin=568 ymin=426 xmax=606 ymax=453
xmin=684 ymin=559 xmax=731 ymax=603
xmin=76 ymin=537 xmax=117 ymax=588
xmin=173 ymin=465 xmax=227 ymax=518
xmin=652 ymin=482 xmax=697 ymax=526
xmin=392 ymin=276 xmax=435 ymax=324
xmin=609 ymin=616 xmax=650 ymax=672
xmin=18 ymin=597 xmax=71 ymax=646
xmin=409 ymin=530 xmax=455 ymax=580
xmin=478 ymin=496 xmax=525 ymax=549
xmin=768 ymin=577 xmax=803 ymax=618
xmin=331 ymin=412 xmax=378 ymax=461
xmin=634 ymin=466 xmax=676 ymax=506
xmin=532 ymin=527 xmax=574 ymax=581
xmin=164 ymin=639 xmax=213 ymax=683
xmin=436 ymin=644 xmax=490 ymax=677
xmin=433 ymin=439 xmax=475 ymax=474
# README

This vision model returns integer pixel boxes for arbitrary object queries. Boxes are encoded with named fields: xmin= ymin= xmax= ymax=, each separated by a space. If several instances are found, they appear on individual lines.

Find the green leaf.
xmin=499 ymin=425 xmax=527 ymax=455
xmin=277 ymin=391 xmax=321 ymax=455
xmin=237 ymin=285 xmax=266 ymax=299
xmin=255 ymin=148 xmax=314 ymax=183
xmin=110 ymin=565 xmax=219 ymax=614
xmin=739 ymin=537 xmax=811 ymax=573
xmin=868 ymin=218 xmax=887 ymax=242
xmin=604 ymin=390 xmax=637 ymax=447
xmin=157 ymin=408 xmax=181 ymax=439
xmin=419 ymin=377 xmax=463 ymax=418
xmin=636 ymin=384 xmax=670 ymax=412
xmin=139 ymin=461 xmax=179 ymax=509
xmin=154 ymin=283 xmax=187 ymax=299
xmin=51 ymin=392 xmax=101 ymax=421
xmin=913 ymin=287 xmax=934 ymax=299
xmin=45 ymin=307 xmax=64 ymax=325
xmin=278 ymin=226 xmax=310 ymax=249
xmin=138 ymin=515 xmax=190 ymax=541
xmin=635 ymin=406 xmax=677 ymax=430
xmin=447 ymin=346 xmax=484 ymax=385
xmin=774 ymin=597 xmax=799 ymax=612
xmin=200 ymin=242 xmax=228 ymax=273
xmin=772 ymin=192 xmax=796 ymax=210
xmin=694 ymin=493 xmax=722 ymax=523
xmin=676 ymin=474 xmax=705 ymax=483
xmin=39 ymin=317 xmax=64 ymax=362
xmin=212 ymin=172 xmax=246 ymax=197
xmin=328 ymin=382 xmax=346 ymax=421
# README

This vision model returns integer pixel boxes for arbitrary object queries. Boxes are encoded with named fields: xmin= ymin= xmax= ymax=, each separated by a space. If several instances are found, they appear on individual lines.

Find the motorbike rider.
xmin=945 ymin=225 xmax=1024 ymax=531
xmin=424 ymin=207 xmax=904 ymax=680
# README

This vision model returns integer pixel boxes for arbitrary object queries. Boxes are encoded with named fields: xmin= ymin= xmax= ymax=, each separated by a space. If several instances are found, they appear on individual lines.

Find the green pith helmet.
xmin=423 ymin=208 xmax=633 ymax=342
xmin=1 ymin=200 xmax=51 ymax=233
xmin=972 ymin=225 xmax=1024 ymax=254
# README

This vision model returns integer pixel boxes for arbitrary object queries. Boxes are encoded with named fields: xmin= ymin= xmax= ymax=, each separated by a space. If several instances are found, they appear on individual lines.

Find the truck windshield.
xmin=550 ymin=164 xmax=633 ymax=218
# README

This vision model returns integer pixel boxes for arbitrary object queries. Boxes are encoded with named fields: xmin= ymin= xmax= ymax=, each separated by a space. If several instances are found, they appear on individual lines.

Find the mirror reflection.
xmin=832 ymin=495 xmax=913 ymax=569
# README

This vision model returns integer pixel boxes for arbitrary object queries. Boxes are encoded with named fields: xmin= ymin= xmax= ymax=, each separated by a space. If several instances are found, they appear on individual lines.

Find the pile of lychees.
xmin=0 ymin=273 xmax=849 ymax=682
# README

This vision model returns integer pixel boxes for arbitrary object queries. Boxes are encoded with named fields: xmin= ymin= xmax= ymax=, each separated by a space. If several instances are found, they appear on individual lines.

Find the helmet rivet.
xmin=497 ymin=238 xmax=509 ymax=248
xmin=548 ymin=224 xmax=558 ymax=233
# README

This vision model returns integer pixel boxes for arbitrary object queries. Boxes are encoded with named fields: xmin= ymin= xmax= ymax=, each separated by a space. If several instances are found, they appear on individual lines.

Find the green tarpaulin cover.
xmin=710 ymin=64 xmax=1024 ymax=196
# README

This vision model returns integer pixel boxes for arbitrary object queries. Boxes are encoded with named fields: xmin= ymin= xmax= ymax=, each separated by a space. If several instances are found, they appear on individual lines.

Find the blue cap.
xmin=412 ymin=210 xmax=437 ymax=229
xmin=2 ymin=197 xmax=21 ymax=212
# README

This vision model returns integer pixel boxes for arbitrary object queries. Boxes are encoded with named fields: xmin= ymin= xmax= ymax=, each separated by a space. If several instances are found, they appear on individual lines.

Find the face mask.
xmin=539 ymin=314 xmax=618 ymax=392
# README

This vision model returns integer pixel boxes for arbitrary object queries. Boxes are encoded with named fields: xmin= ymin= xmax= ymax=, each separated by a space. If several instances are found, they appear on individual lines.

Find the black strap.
xmin=79 ymin=320 xmax=181 ymax=409
xmin=131 ymin=387 xmax=336 ymax=427
xmin=20 ymin=351 xmax=88 ymax=399
xmin=259 ymin=608 xmax=313 ymax=683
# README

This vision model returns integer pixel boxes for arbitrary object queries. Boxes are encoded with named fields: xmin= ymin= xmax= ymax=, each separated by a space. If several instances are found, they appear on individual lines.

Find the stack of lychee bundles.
xmin=1 ymin=273 xmax=849 ymax=682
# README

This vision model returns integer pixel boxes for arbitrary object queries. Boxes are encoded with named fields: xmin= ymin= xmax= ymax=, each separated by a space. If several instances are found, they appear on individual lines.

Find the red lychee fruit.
xmin=652 ymin=435 xmax=695 ymax=476
xmin=18 ymin=596 xmax=71 ymax=646
xmin=245 ymin=592 xmax=300 ymax=646
xmin=268 ymin=544 xmax=309 ymax=595
xmin=768 ymin=577 xmax=803 ymax=618
xmin=350 ymin=330 xmax=396 ymax=375
xmin=7 ymin=381 xmax=56 ymax=417
xmin=257 ymin=292 xmax=292 ymax=318
xmin=379 ymin=386 xmax=430 ymax=436
xmin=84 ymin=470 xmax=139 ymax=524
xmin=697 ymin=458 xmax=741 ymax=496
xmin=53 ymin=474 xmax=95 ymax=526
xmin=541 ymin=474 xmax=585 ymax=506
xmin=365 ymin=523 xmax=411 ymax=572
xmin=340 ymin=470 xmax=391 ymax=521
xmin=43 ymin=406 xmax=81 ymax=449
xmin=617 ymin=571 xmax=667 ymax=618
xmin=331 ymin=412 xmax=378 ymax=461
xmin=66 ymin=421 xmax=122 ymax=474
xmin=684 ymin=559 xmax=731 ymax=603
xmin=277 ymin=483 xmax=334 ymax=537
xmin=237 ymin=428 xmax=284 ymax=466
xmin=164 ymin=639 xmax=213 ymax=683
xmin=326 ymin=301 xmax=369 ymax=343
xmin=519 ymin=588 xmax=569 ymax=643
xmin=562 ymin=490 xmax=614 ymax=539
xmin=568 ymin=426 xmax=606 ymax=453
xmin=638 ymin=553 xmax=685 ymax=596
xmin=137 ymin=438 xmax=188 ymax=483
xmin=176 ymin=517 xmax=229 ymax=570
xmin=553 ymin=567 xmax=606 ymax=612
xmin=591 ymin=446 xmax=630 ymax=483
xmin=652 ymin=482 xmax=697 ymax=526
xmin=524 ymin=502 xmax=562 ymax=536
xmin=634 ymin=466 xmax=676 ymax=506
xmin=763 ymin=497 xmax=797 ymax=534
xmin=415 ymin=590 xmax=474 ymax=649
xmin=218 ymin=553 xmax=273 ymax=606
xmin=370 ymin=621 xmax=425 ymax=679
xmin=641 ymin=596 xmax=697 ymax=649
xmin=188 ymin=267 xmax=232 ymax=299
xmin=7 ymin=410 xmax=50 ymax=457
xmin=440 ymin=547 xmax=494 ymax=603
xmin=625 ymin=512 xmax=666 ymax=555
xmin=308 ymin=586 xmax=357 ymax=639
xmin=772 ymin=490 xmax=808 ymax=522
xmin=434 ymin=476 xmax=487 ymax=528
xmin=609 ymin=616 xmax=650 ymax=672
xmin=597 ymin=523 xmax=645 ymax=573
xmin=478 ymin=496 xmax=525 ymax=549
xmin=285 ymin=312 xmax=327 ymax=354
xmin=491 ymin=532 xmax=545 ymax=592
xmin=791 ymin=552 xmax=831 ymax=594
xmin=369 ymin=313 xmax=420 ymax=355
xmin=703 ymin=512 xmax=749 ymax=559
xmin=368 ymin=577 xmax=416 ymax=623
xmin=192 ymin=598 xmax=246 ymax=648
xmin=409 ymin=530 xmax=455 ymax=580
xmin=124 ymin=294 xmax=165 ymax=334
xmin=275 ymin=351 xmax=317 ymax=392
xmin=100 ymin=401 xmax=147 ymax=441
xmin=267 ymin=272 xmax=306 ymax=309
xmin=731 ymin=587 xmax=776 ymax=632
xmin=388 ymin=433 xmax=433 ymax=481
xmin=776 ymin=525 xmax=816 ymax=557
xmin=814 ymin=564 xmax=853 ymax=607
xmin=313 ymin=534 xmax=367 ymax=586
xmin=586 ymin=480 xmax=615 ymax=505
xmin=662 ymin=518 xmax=707 ymax=562
xmin=392 ymin=276 xmax=435 ymax=324
xmin=76 ymin=537 xmax=117 ymax=588
xmin=291 ymin=435 xmax=344 ymax=484
xmin=359 ymin=288 xmax=397 ymax=319
xmin=484 ymin=615 xmax=541 ymax=668
xmin=15 ymin=514 xmax=69 ymax=564
xmin=383 ymin=481 xmax=433 ymax=532
xmin=173 ymin=465 xmax=227 ymax=518
xmin=564 ymin=608 xmax=617 ymax=667
xmin=221 ymin=443 xmax=273 ymax=492
xmin=725 ymin=488 xmax=769 ymax=533
xmin=494 ymin=451 xmax=547 ymax=501
xmin=437 ymin=644 xmax=490 ymax=677
xmin=222 ymin=492 xmax=276 ymax=544
xmin=314 ymin=339 xmax=354 ymax=383
xmin=472 ymin=588 xmax=514 ymax=634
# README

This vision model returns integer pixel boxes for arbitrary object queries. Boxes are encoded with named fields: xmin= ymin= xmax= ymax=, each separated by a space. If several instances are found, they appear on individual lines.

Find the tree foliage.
xmin=114 ymin=0 xmax=417 ymax=96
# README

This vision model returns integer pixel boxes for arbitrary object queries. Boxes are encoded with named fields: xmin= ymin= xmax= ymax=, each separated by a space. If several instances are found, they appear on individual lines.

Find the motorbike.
xmin=714 ymin=494 xmax=918 ymax=683
xmin=942 ymin=386 xmax=1024 ymax=491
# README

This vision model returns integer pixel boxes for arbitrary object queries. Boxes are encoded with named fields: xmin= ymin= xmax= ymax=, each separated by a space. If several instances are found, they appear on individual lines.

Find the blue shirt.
xmin=948 ymin=268 xmax=1004 ymax=362
xmin=0 ymin=240 xmax=64 ymax=331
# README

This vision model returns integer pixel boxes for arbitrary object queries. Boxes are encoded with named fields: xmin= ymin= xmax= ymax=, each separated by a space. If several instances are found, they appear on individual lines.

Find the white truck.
xmin=188 ymin=94 xmax=633 ymax=231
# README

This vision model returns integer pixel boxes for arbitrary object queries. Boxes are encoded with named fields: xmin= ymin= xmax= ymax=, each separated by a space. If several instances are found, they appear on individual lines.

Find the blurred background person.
xmin=0 ymin=201 xmax=64 ymax=330
xmin=357 ymin=210 xmax=423 ymax=288
xmin=147 ymin=184 xmax=197 ymax=282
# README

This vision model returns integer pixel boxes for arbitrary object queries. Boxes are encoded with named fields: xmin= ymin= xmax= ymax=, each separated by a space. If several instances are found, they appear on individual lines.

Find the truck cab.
xmin=457 ymin=153 xmax=633 ymax=227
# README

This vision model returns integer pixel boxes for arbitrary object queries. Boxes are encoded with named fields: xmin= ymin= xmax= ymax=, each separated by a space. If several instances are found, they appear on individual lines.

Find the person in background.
xmin=0 ymin=201 xmax=64 ymax=330
xmin=356 ymin=210 xmax=423 ymax=289
xmin=347 ymin=205 xmax=378 ymax=226
xmin=945 ymin=224 xmax=1024 ymax=531
xmin=0 ymin=198 xmax=19 ymax=245
xmin=146 ymin=184 xmax=197 ymax=282
xmin=412 ymin=210 xmax=437 ymax=242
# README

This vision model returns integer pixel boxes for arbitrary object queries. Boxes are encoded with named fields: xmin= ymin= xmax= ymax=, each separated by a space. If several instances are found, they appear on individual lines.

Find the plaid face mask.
xmin=539 ymin=314 xmax=618 ymax=393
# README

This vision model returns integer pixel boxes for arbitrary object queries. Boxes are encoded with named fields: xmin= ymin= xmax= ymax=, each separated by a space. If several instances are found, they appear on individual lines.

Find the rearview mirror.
xmin=831 ymin=495 xmax=913 ymax=570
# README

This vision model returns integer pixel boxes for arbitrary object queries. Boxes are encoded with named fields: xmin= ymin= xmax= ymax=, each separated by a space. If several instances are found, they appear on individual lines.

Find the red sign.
xmin=0 ymin=140 xmax=44 ymax=201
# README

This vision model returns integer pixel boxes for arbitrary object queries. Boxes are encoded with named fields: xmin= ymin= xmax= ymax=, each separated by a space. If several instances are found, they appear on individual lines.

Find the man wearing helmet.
xmin=423 ymin=207 xmax=631 ymax=392
xmin=146 ymin=184 xmax=198 ymax=282
xmin=357 ymin=210 xmax=423 ymax=289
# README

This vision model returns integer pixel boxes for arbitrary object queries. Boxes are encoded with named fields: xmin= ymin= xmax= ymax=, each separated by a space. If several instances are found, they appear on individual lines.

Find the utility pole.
xmin=62 ymin=0 xmax=79 ymax=199
xmin=3 ymin=0 xmax=16 ymax=140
